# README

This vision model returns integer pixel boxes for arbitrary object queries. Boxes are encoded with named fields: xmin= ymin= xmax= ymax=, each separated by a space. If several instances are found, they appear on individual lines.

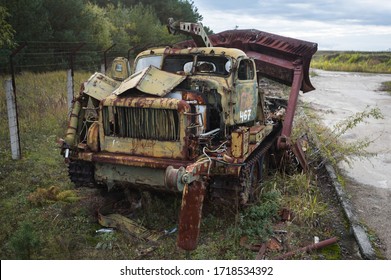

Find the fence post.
xmin=103 ymin=43 xmax=116 ymax=73
xmin=5 ymin=79 xmax=21 ymax=160
xmin=66 ymin=69 xmax=73 ymax=114
xmin=100 ymin=64 xmax=105 ymax=74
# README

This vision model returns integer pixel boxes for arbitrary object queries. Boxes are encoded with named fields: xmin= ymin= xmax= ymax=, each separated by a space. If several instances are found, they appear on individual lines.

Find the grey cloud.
xmin=196 ymin=0 xmax=391 ymax=26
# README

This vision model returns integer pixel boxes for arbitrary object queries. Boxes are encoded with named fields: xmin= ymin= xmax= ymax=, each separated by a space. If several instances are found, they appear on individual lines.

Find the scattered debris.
xmin=266 ymin=236 xmax=283 ymax=251
xmin=136 ymin=246 xmax=156 ymax=257
xmin=241 ymin=235 xmax=284 ymax=260
xmin=164 ymin=227 xmax=177 ymax=235
xmin=279 ymin=208 xmax=295 ymax=222
xmin=274 ymin=237 xmax=338 ymax=260
xmin=96 ymin=228 xmax=114 ymax=234
xmin=255 ymin=243 xmax=267 ymax=260
xmin=98 ymin=212 xmax=163 ymax=243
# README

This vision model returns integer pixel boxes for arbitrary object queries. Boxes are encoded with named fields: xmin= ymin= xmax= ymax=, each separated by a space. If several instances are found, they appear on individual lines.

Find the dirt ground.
xmin=301 ymin=69 xmax=391 ymax=259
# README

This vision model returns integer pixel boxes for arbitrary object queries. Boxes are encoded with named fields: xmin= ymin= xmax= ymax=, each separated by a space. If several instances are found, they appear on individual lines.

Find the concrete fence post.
xmin=5 ymin=79 xmax=21 ymax=160
xmin=100 ymin=64 xmax=105 ymax=75
xmin=66 ymin=69 xmax=73 ymax=115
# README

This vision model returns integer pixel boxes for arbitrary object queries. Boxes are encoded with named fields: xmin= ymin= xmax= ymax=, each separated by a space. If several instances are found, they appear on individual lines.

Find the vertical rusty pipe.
xmin=177 ymin=180 xmax=206 ymax=251
xmin=277 ymin=63 xmax=303 ymax=150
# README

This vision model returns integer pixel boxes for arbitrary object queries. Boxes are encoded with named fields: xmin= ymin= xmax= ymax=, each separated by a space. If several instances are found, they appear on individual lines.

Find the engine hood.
xmin=114 ymin=65 xmax=186 ymax=97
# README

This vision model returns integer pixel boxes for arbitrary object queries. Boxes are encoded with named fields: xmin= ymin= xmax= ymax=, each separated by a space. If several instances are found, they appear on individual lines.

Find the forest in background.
xmin=0 ymin=0 xmax=206 ymax=73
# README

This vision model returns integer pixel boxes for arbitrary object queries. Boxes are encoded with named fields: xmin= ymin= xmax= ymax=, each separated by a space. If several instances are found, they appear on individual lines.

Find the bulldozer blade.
xmin=177 ymin=180 xmax=206 ymax=251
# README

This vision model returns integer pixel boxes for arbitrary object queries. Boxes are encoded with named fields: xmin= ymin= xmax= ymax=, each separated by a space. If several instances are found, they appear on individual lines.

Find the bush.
xmin=239 ymin=190 xmax=281 ymax=243
xmin=8 ymin=222 xmax=41 ymax=259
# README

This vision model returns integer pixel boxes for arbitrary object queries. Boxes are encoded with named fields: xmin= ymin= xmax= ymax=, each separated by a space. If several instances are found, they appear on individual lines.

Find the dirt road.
xmin=301 ymin=69 xmax=391 ymax=259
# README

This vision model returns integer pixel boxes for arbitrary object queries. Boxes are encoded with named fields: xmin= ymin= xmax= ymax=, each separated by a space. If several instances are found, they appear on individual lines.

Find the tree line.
xmin=0 ymin=0 xmax=206 ymax=73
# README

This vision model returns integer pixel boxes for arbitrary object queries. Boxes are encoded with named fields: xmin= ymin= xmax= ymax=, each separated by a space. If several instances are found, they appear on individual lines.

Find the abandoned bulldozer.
xmin=60 ymin=19 xmax=317 ymax=251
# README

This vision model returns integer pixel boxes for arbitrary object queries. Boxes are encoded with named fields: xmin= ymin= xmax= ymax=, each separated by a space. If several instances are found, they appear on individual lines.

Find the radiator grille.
xmin=102 ymin=106 xmax=180 ymax=141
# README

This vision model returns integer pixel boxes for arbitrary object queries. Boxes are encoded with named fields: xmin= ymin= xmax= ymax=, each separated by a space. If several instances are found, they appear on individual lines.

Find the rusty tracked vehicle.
xmin=60 ymin=20 xmax=317 ymax=251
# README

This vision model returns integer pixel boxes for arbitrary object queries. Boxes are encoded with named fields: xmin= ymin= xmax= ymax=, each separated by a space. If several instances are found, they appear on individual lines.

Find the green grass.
xmin=311 ymin=51 xmax=391 ymax=74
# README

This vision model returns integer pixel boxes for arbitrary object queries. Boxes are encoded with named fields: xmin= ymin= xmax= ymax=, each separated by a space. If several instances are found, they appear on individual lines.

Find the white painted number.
xmin=240 ymin=109 xmax=252 ymax=122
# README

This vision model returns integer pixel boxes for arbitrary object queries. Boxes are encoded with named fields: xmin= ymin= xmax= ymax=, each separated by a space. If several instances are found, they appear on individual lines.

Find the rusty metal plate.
xmin=177 ymin=180 xmax=206 ymax=251
xmin=84 ymin=72 xmax=120 ymax=100
xmin=114 ymin=65 xmax=186 ymax=96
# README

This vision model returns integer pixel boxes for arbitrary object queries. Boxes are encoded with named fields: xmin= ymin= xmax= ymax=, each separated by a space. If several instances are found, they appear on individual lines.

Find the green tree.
xmin=93 ymin=0 xmax=202 ymax=24
xmin=81 ymin=2 xmax=115 ymax=49
xmin=0 ymin=6 xmax=15 ymax=48
xmin=1 ymin=0 xmax=52 ymax=42
xmin=43 ymin=0 xmax=86 ymax=42
xmin=140 ymin=0 xmax=202 ymax=23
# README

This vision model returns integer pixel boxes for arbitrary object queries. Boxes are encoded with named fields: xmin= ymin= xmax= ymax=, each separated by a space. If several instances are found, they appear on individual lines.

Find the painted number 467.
xmin=240 ymin=109 xmax=252 ymax=122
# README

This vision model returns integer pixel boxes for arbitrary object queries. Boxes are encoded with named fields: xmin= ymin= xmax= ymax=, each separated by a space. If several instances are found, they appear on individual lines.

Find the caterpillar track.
xmin=68 ymin=160 xmax=96 ymax=188
xmin=209 ymin=125 xmax=282 ymax=205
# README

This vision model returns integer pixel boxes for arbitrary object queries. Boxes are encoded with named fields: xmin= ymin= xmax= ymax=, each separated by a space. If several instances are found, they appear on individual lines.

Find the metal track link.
xmin=68 ymin=160 xmax=96 ymax=188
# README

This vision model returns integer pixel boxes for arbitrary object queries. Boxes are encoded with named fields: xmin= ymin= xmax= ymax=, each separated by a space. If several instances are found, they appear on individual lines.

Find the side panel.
xmin=234 ymin=80 xmax=258 ymax=124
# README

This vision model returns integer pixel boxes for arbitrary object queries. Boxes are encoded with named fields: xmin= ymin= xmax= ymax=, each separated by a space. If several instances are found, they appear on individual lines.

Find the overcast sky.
xmin=193 ymin=0 xmax=391 ymax=51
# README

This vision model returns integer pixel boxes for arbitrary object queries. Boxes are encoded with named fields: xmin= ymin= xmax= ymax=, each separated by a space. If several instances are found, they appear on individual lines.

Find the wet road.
xmin=301 ymin=69 xmax=391 ymax=259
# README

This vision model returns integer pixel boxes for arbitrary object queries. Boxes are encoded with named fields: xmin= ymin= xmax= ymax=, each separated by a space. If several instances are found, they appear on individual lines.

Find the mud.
xmin=301 ymin=69 xmax=391 ymax=259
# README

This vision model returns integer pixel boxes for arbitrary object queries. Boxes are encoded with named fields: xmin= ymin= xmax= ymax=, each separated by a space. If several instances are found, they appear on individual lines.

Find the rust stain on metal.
xmin=182 ymin=91 xmax=206 ymax=104
xmin=177 ymin=180 xmax=206 ymax=251
xmin=90 ymin=152 xmax=191 ymax=169
xmin=102 ymin=96 xmax=190 ymax=113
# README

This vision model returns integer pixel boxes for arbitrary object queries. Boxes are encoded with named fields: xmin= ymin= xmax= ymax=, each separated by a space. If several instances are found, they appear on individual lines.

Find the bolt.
xmin=182 ymin=174 xmax=190 ymax=184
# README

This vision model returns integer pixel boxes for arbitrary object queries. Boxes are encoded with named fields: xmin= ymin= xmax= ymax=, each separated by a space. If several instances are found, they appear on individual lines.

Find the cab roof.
xmin=136 ymin=47 xmax=247 ymax=60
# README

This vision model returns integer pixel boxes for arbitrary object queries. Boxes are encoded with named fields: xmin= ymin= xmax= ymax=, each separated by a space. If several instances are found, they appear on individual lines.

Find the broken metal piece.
xmin=279 ymin=208 xmax=295 ymax=222
xmin=96 ymin=228 xmax=115 ymax=234
xmin=98 ymin=212 xmax=163 ymax=243
xmin=177 ymin=180 xmax=206 ymax=251
xmin=255 ymin=243 xmax=267 ymax=260
xmin=114 ymin=65 xmax=186 ymax=96
xmin=291 ymin=138 xmax=309 ymax=172
xmin=274 ymin=237 xmax=338 ymax=260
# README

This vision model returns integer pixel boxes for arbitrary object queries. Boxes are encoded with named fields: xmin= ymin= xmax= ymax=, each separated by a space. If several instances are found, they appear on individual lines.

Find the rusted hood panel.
xmin=174 ymin=29 xmax=318 ymax=93
xmin=114 ymin=65 xmax=186 ymax=96
xmin=84 ymin=72 xmax=120 ymax=100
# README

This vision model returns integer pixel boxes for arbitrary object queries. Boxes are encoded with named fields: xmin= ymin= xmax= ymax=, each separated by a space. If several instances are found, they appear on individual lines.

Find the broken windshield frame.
xmin=134 ymin=55 xmax=162 ymax=73
xmin=162 ymin=54 xmax=231 ymax=76
xmin=135 ymin=53 xmax=232 ymax=76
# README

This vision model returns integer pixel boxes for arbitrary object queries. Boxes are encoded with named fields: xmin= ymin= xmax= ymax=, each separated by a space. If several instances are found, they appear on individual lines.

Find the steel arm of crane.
xmin=167 ymin=18 xmax=213 ymax=48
